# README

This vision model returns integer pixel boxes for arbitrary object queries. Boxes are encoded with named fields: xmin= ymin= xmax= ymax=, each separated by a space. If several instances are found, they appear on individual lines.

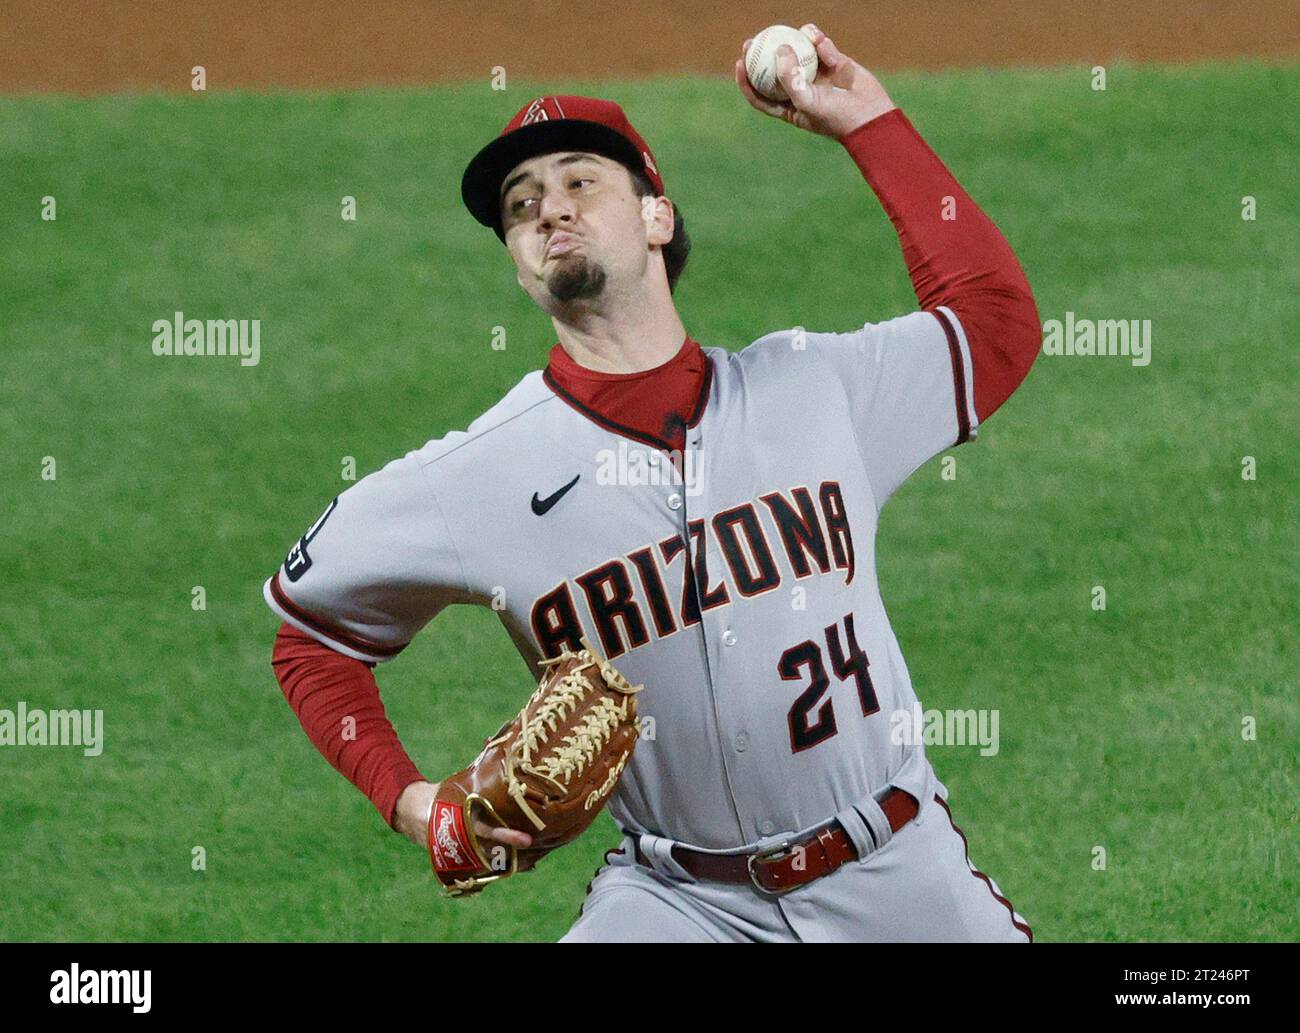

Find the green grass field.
xmin=1 ymin=61 xmax=1296 ymax=942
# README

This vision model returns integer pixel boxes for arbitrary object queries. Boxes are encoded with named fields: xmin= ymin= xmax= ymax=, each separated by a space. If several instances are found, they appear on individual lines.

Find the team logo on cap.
xmin=521 ymin=97 xmax=567 ymax=126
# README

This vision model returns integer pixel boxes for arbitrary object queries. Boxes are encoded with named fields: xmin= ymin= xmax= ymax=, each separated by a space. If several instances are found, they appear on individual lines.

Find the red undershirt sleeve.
xmin=839 ymin=108 xmax=1040 ymax=424
xmin=271 ymin=620 xmax=425 ymax=830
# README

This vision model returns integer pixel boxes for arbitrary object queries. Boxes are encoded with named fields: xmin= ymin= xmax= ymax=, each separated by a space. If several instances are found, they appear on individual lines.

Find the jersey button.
xmin=759 ymin=820 xmax=776 ymax=836
xmin=722 ymin=629 xmax=737 ymax=647
xmin=733 ymin=732 xmax=749 ymax=753
xmin=666 ymin=492 xmax=683 ymax=511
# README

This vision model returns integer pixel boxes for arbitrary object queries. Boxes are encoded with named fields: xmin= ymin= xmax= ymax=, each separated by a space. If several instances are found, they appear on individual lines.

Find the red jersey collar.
xmin=543 ymin=336 xmax=711 ymax=453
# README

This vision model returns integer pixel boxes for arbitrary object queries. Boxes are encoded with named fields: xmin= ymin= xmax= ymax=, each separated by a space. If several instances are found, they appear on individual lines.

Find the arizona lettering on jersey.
xmin=531 ymin=480 xmax=857 ymax=660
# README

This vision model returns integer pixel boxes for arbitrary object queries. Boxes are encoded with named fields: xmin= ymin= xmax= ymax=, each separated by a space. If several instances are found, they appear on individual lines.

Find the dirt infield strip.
xmin=3 ymin=0 xmax=1297 ymax=94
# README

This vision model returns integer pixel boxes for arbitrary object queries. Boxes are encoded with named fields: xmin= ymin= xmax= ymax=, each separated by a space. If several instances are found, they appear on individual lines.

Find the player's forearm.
xmin=840 ymin=109 xmax=1041 ymax=422
xmin=271 ymin=621 xmax=425 ymax=829
xmin=839 ymin=108 xmax=1030 ymax=310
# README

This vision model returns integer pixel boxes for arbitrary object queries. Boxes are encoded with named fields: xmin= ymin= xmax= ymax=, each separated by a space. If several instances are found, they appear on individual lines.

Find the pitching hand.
xmin=735 ymin=24 xmax=896 ymax=139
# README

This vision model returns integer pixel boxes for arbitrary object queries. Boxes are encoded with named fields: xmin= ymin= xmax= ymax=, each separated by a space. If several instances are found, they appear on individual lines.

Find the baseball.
xmin=745 ymin=24 xmax=819 ymax=102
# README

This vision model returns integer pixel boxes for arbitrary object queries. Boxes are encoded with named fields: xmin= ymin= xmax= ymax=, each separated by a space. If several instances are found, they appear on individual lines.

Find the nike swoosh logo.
xmin=531 ymin=474 xmax=580 ymax=516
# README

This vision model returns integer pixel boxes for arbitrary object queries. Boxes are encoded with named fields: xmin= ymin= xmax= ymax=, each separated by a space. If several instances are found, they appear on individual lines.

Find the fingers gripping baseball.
xmin=736 ymin=24 xmax=896 ymax=139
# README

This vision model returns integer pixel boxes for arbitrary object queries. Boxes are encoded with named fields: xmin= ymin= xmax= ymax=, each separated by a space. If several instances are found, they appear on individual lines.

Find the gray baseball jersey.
xmin=265 ymin=306 xmax=1028 ymax=940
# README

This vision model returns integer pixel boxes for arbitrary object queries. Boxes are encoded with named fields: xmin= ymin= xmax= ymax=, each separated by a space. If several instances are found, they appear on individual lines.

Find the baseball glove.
xmin=428 ymin=638 xmax=642 ymax=896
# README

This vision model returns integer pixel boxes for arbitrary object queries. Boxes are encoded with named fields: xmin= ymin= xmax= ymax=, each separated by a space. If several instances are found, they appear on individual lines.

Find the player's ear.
xmin=642 ymin=195 xmax=675 ymax=248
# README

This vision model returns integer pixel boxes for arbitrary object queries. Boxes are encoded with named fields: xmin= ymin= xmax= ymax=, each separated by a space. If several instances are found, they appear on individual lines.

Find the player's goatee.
xmin=546 ymin=255 xmax=607 ymax=303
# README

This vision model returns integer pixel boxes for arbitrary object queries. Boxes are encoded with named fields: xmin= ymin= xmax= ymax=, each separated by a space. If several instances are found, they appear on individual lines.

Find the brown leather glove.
xmin=428 ymin=638 xmax=642 ymax=896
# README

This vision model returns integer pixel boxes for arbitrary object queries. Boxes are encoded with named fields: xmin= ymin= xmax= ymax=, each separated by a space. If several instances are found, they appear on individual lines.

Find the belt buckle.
xmin=746 ymin=839 xmax=797 ymax=897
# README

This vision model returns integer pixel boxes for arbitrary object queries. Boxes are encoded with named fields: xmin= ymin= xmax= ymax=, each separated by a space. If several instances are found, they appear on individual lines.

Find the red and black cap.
xmin=461 ymin=95 xmax=664 ymax=243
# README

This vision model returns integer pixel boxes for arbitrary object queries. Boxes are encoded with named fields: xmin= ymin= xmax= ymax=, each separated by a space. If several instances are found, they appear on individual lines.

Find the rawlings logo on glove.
xmin=430 ymin=801 xmax=477 ymax=873
xmin=429 ymin=638 xmax=642 ymax=896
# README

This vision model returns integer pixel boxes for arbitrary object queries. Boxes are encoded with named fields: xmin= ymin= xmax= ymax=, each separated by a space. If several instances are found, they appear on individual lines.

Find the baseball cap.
xmin=461 ymin=95 xmax=665 ymax=242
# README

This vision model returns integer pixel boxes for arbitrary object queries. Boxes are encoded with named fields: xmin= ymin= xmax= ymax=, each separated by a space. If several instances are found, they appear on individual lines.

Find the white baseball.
xmin=745 ymin=25 xmax=819 ymax=103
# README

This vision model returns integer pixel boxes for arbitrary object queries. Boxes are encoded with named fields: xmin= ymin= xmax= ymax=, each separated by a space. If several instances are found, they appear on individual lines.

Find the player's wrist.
xmin=835 ymin=99 xmax=899 ymax=142
xmin=395 ymin=779 xmax=438 ymax=846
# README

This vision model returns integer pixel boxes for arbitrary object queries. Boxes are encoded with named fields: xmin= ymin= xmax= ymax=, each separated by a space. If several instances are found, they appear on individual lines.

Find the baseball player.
xmin=266 ymin=25 xmax=1041 ymax=942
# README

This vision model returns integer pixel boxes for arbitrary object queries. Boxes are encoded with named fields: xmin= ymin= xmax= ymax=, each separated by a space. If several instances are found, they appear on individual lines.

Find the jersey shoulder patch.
xmin=283 ymin=496 xmax=338 ymax=583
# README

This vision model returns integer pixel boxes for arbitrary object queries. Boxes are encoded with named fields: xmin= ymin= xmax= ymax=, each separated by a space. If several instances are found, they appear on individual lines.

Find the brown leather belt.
xmin=634 ymin=788 xmax=921 ymax=896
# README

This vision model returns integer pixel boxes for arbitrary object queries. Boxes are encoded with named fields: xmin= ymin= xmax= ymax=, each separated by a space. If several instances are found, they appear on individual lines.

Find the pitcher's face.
xmin=501 ymin=151 xmax=653 ymax=311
